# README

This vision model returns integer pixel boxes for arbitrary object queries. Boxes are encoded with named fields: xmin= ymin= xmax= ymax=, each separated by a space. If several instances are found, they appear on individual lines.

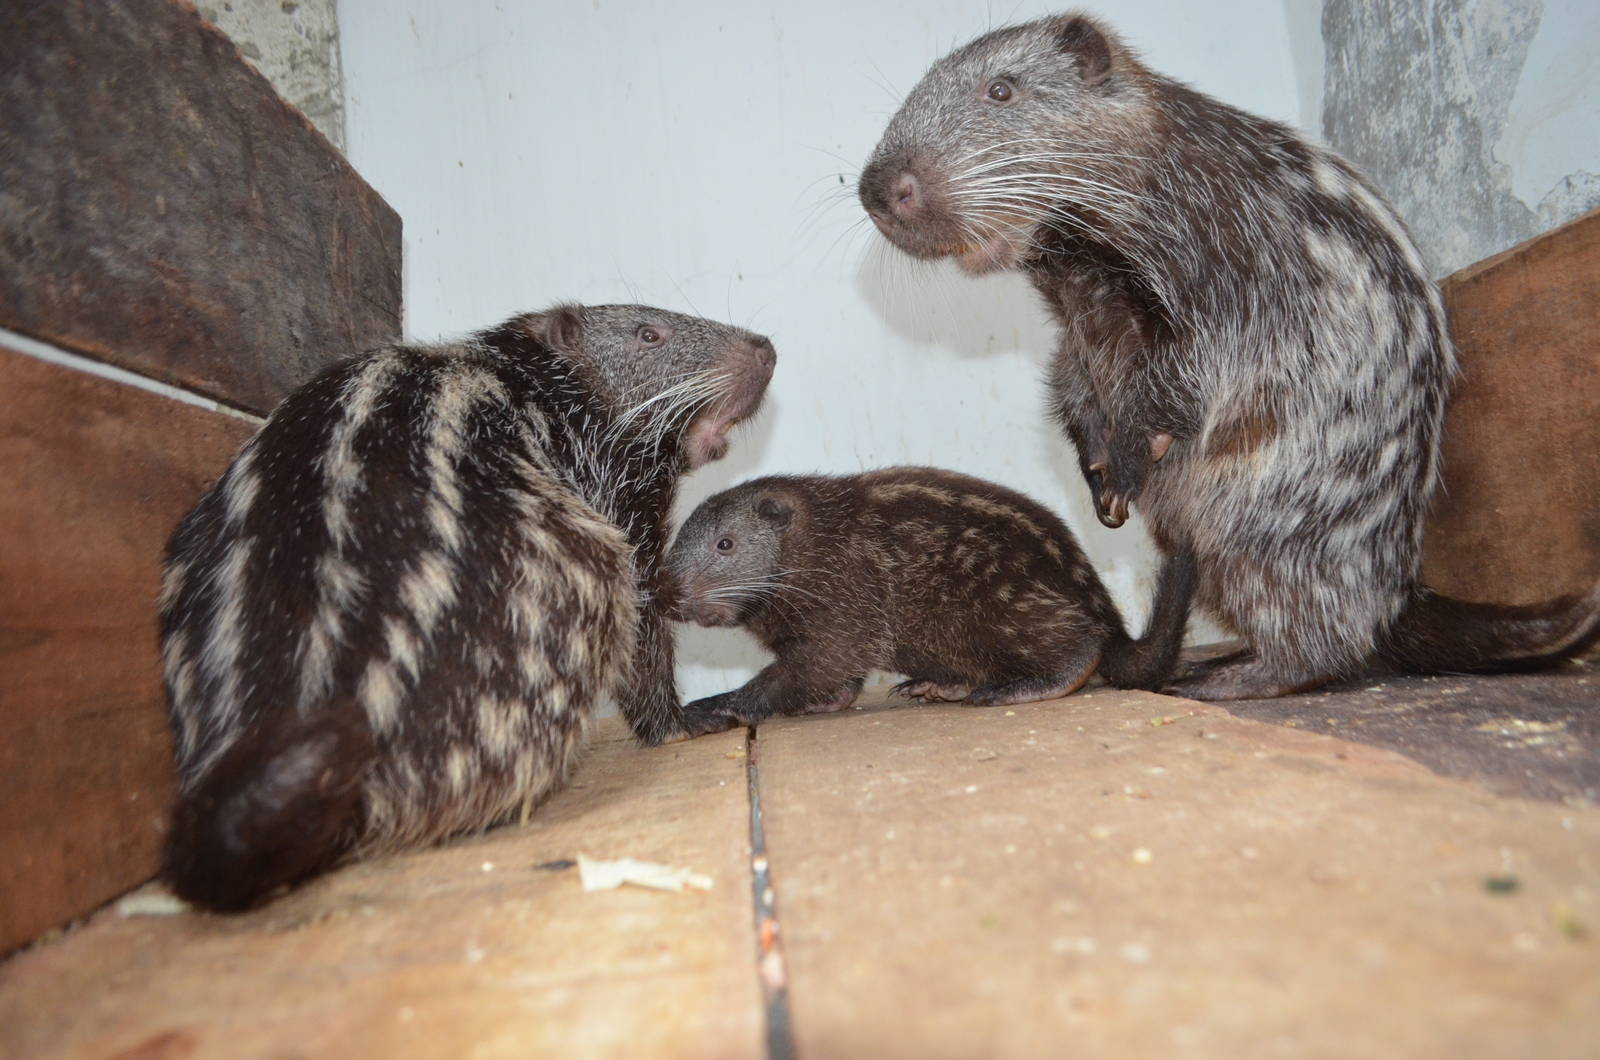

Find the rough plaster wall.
xmin=199 ymin=0 xmax=345 ymax=151
xmin=1322 ymin=0 xmax=1600 ymax=277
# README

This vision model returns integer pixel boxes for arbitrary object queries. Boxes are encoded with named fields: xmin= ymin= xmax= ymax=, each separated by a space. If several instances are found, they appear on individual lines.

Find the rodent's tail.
xmin=164 ymin=702 xmax=374 ymax=912
xmin=1379 ymin=577 xmax=1600 ymax=675
xmin=1099 ymin=548 xmax=1199 ymax=691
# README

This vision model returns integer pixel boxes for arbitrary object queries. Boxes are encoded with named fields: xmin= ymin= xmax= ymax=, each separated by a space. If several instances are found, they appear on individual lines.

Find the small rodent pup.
xmin=858 ymin=13 xmax=1600 ymax=698
xmin=160 ymin=303 xmax=774 ymax=910
xmin=665 ymin=467 xmax=1193 ymax=734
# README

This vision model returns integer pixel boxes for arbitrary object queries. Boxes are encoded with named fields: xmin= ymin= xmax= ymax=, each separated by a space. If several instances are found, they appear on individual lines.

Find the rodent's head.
xmin=859 ymin=14 xmax=1152 ymax=275
xmin=521 ymin=304 xmax=776 ymax=469
xmin=665 ymin=483 xmax=799 ymax=628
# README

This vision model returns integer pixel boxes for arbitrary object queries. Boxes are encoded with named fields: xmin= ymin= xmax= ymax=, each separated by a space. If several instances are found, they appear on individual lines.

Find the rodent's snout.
xmin=746 ymin=335 xmax=777 ymax=372
xmin=675 ymin=591 xmax=742 ymax=629
xmin=861 ymin=150 xmax=930 ymax=226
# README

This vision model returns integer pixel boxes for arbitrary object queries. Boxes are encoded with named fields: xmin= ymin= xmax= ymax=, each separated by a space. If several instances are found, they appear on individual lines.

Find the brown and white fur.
xmin=859 ymin=13 xmax=1600 ymax=699
xmin=160 ymin=304 xmax=773 ymax=910
xmin=665 ymin=467 xmax=1193 ymax=734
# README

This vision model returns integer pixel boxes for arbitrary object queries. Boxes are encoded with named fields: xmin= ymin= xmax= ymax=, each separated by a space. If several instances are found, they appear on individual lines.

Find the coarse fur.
xmin=160 ymin=303 xmax=774 ymax=910
xmin=859 ymin=12 xmax=1600 ymax=698
xmin=665 ymin=467 xmax=1189 ymax=734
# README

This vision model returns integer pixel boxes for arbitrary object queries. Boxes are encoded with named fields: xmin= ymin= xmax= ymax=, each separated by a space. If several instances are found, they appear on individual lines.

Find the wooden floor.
xmin=3 ymin=674 xmax=1599 ymax=1059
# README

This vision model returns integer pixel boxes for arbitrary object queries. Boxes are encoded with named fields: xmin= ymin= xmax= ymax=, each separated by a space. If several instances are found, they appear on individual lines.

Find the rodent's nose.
xmin=889 ymin=172 xmax=924 ymax=220
xmin=748 ymin=335 xmax=776 ymax=370
xmin=858 ymin=159 xmax=895 ymax=226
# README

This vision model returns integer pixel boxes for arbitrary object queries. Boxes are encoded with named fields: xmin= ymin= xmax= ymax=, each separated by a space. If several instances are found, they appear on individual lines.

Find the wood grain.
xmin=1425 ymin=208 xmax=1600 ymax=604
xmin=756 ymin=688 xmax=1600 ymax=1058
xmin=0 ymin=347 xmax=257 ymax=954
xmin=0 ymin=723 xmax=764 ymax=1059
xmin=0 ymin=0 xmax=401 ymax=414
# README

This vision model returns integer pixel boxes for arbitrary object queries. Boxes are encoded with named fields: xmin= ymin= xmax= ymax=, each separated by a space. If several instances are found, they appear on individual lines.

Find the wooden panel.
xmin=756 ymin=687 xmax=1600 ymax=1058
xmin=0 ymin=0 xmax=401 ymax=414
xmin=0 ymin=347 xmax=258 ymax=954
xmin=1425 ymin=208 xmax=1600 ymax=604
xmin=0 ymin=722 xmax=764 ymax=1060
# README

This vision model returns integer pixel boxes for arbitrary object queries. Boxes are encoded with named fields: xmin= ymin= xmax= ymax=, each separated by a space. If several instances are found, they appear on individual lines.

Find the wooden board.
xmin=755 ymin=687 xmax=1600 ymax=1058
xmin=1426 ymin=208 xmax=1600 ymax=605
xmin=0 ymin=722 xmax=764 ymax=1060
xmin=4 ymin=680 xmax=1599 ymax=1054
xmin=0 ymin=0 xmax=402 ymax=414
xmin=0 ymin=348 xmax=258 ymax=954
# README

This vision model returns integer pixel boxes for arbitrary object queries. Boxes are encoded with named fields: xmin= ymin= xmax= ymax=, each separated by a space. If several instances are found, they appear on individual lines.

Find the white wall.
xmin=1319 ymin=0 xmax=1600 ymax=277
xmin=338 ymin=0 xmax=1305 ymax=702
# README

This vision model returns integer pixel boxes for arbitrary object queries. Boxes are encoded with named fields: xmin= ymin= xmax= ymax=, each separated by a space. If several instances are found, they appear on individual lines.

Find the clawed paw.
xmin=1095 ymin=431 xmax=1174 ymax=528
xmin=679 ymin=696 xmax=747 ymax=738
xmin=892 ymin=678 xmax=974 ymax=703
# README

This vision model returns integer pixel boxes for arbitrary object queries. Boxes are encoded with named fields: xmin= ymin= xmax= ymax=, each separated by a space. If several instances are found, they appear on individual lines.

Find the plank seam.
xmin=0 ymin=326 xmax=265 ymax=423
xmin=746 ymin=725 xmax=796 ymax=1060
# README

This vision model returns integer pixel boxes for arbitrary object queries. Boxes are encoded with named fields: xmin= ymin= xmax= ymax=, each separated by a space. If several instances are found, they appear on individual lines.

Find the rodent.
xmin=159 ymin=302 xmax=774 ymax=910
xmin=665 ymin=466 xmax=1194 ymax=733
xmin=858 ymin=12 xmax=1600 ymax=699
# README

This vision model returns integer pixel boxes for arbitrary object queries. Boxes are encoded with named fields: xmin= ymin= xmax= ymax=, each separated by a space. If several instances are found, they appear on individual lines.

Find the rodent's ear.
xmin=1053 ymin=16 xmax=1113 ymax=86
xmin=533 ymin=303 xmax=585 ymax=353
xmin=755 ymin=495 xmax=793 ymax=527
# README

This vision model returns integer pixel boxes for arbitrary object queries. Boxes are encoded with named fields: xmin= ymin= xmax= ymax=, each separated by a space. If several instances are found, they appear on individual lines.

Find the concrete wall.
xmin=337 ymin=0 xmax=1304 ymax=702
xmin=199 ymin=0 xmax=345 ymax=150
xmin=1321 ymin=0 xmax=1600 ymax=277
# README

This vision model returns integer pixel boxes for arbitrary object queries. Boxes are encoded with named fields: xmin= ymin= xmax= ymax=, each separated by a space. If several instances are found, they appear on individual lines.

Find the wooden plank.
xmin=0 ymin=347 xmax=257 ymax=954
xmin=755 ymin=686 xmax=1600 ymax=1057
xmin=1425 ymin=208 xmax=1600 ymax=605
xmin=0 ymin=722 xmax=765 ymax=1060
xmin=0 ymin=0 xmax=402 ymax=414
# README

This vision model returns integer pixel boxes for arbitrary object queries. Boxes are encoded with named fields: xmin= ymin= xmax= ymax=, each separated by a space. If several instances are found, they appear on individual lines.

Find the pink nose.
xmin=890 ymin=172 xmax=924 ymax=219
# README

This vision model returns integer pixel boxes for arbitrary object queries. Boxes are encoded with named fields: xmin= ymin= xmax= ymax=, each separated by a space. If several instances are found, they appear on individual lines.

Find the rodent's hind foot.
xmin=676 ymin=705 xmax=746 ymax=739
xmin=1166 ymin=655 xmax=1333 ymax=700
xmin=892 ymin=678 xmax=975 ymax=703
xmin=964 ymin=650 xmax=1100 ymax=706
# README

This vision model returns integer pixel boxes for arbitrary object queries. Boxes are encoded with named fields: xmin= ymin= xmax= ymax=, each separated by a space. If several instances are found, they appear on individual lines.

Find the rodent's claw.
xmin=1097 ymin=493 xmax=1129 ymax=529
xmin=678 ymin=695 xmax=748 ymax=738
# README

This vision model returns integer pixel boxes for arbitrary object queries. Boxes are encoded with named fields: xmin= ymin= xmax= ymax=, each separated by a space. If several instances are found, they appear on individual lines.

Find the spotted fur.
xmin=860 ymin=13 xmax=1600 ymax=698
xmin=160 ymin=304 xmax=774 ymax=909
xmin=666 ymin=467 xmax=1176 ymax=733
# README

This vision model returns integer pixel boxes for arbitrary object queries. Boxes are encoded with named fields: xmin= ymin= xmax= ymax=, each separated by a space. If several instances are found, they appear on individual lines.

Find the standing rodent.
xmin=665 ymin=467 xmax=1194 ymax=733
xmin=160 ymin=303 xmax=774 ymax=910
xmin=858 ymin=13 xmax=1600 ymax=699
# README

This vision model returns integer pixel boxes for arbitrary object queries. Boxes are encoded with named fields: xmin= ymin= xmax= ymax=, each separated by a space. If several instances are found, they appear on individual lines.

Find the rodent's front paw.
xmin=1096 ymin=431 xmax=1173 ymax=528
xmin=678 ymin=696 xmax=747 ymax=738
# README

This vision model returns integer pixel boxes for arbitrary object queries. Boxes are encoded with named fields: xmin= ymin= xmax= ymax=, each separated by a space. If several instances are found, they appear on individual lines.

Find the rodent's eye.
xmin=715 ymin=537 xmax=734 ymax=553
xmin=985 ymin=78 xmax=1015 ymax=103
xmin=637 ymin=325 xmax=664 ymax=347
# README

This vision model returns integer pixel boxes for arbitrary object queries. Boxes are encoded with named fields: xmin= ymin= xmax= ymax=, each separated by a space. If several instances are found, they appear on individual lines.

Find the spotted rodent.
xmin=160 ymin=303 xmax=774 ymax=910
xmin=665 ymin=467 xmax=1194 ymax=733
xmin=858 ymin=13 xmax=1600 ymax=699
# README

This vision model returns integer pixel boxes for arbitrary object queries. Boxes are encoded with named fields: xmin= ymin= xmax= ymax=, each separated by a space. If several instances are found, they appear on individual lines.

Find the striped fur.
xmin=666 ymin=467 xmax=1132 ymax=733
xmin=160 ymin=304 xmax=773 ymax=909
xmin=859 ymin=14 xmax=1600 ymax=698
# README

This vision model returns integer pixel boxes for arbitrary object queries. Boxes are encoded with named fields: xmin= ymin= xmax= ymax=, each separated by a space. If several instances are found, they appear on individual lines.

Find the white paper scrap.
xmin=116 ymin=889 xmax=189 ymax=917
xmin=576 ymin=855 xmax=713 ymax=893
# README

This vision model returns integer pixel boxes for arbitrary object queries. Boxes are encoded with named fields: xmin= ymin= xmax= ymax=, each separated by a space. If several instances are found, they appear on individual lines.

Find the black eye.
xmin=986 ymin=78 xmax=1015 ymax=102
xmin=637 ymin=325 xmax=663 ymax=347
xmin=715 ymin=537 xmax=734 ymax=553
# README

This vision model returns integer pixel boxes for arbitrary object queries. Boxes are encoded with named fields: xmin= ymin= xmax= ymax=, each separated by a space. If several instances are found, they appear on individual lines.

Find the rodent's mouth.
xmin=951 ymin=229 xmax=1023 ymax=275
xmin=871 ymin=213 xmax=1025 ymax=276
xmin=683 ymin=349 xmax=773 ymax=469
xmin=678 ymin=600 xmax=742 ymax=628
